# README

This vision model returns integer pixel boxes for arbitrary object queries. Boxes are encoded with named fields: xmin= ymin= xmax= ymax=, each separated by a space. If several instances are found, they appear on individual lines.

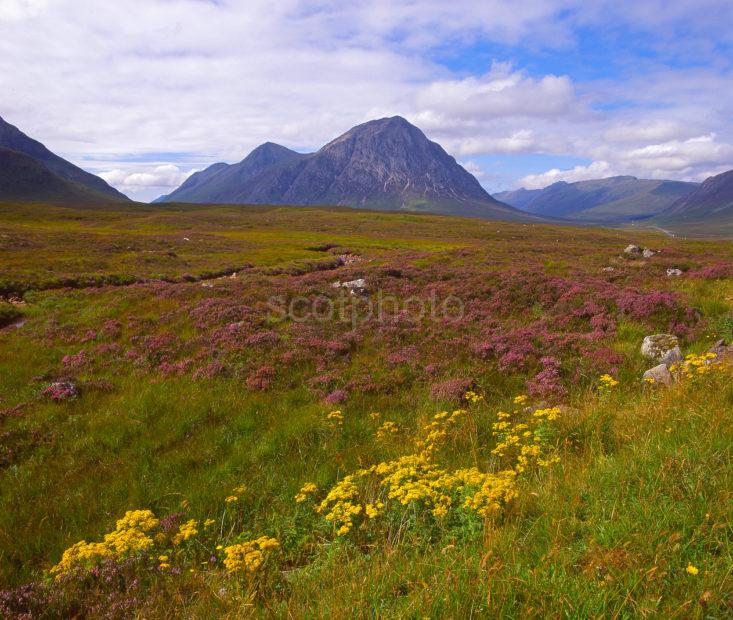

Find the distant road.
xmin=627 ymin=222 xmax=679 ymax=238
xmin=649 ymin=225 xmax=677 ymax=238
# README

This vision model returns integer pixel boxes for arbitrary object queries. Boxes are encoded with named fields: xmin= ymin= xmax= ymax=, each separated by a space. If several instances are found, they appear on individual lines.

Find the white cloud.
xmin=520 ymin=161 xmax=617 ymax=189
xmin=604 ymin=120 xmax=690 ymax=144
xmin=0 ymin=0 xmax=732 ymax=199
xmin=618 ymin=134 xmax=733 ymax=173
xmin=461 ymin=160 xmax=485 ymax=178
xmin=0 ymin=0 xmax=47 ymax=21
xmin=416 ymin=64 xmax=576 ymax=121
xmin=97 ymin=164 xmax=196 ymax=201
xmin=519 ymin=134 xmax=733 ymax=189
xmin=99 ymin=164 xmax=195 ymax=189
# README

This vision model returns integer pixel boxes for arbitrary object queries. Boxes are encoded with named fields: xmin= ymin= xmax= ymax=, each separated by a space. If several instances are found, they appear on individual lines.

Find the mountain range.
xmin=156 ymin=116 xmax=535 ymax=221
xmin=496 ymin=176 xmax=699 ymax=223
xmin=1 ymin=113 xmax=732 ymax=233
xmin=0 ymin=116 xmax=128 ymax=203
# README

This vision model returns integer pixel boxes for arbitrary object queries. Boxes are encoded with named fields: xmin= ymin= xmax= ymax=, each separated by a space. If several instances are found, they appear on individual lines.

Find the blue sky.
xmin=1 ymin=0 xmax=732 ymax=201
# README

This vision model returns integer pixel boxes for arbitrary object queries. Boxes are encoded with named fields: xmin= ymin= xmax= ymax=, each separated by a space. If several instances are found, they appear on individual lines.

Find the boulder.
xmin=666 ymin=268 xmax=683 ymax=277
xmin=641 ymin=334 xmax=680 ymax=361
xmin=624 ymin=244 xmax=642 ymax=255
xmin=642 ymin=248 xmax=656 ymax=258
xmin=643 ymin=364 xmax=673 ymax=387
xmin=709 ymin=339 xmax=733 ymax=362
xmin=332 ymin=278 xmax=368 ymax=296
xmin=659 ymin=346 xmax=683 ymax=366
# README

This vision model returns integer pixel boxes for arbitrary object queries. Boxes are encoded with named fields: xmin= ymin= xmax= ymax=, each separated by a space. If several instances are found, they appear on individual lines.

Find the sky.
xmin=1 ymin=0 xmax=732 ymax=202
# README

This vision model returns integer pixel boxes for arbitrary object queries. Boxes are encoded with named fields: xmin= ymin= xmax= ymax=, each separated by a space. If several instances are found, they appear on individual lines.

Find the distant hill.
xmin=496 ymin=176 xmax=698 ymax=223
xmin=155 ymin=143 xmax=304 ymax=204
xmin=157 ymin=116 xmax=535 ymax=221
xmin=657 ymin=169 xmax=733 ymax=222
xmin=0 ymin=147 xmax=129 ymax=204
xmin=0 ymin=115 xmax=128 ymax=203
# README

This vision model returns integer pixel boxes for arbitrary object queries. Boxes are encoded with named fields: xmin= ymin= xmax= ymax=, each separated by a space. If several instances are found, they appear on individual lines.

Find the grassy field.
xmin=1 ymin=201 xmax=732 ymax=618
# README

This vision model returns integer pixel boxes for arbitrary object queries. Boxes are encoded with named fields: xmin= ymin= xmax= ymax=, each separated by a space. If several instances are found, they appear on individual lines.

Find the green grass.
xmin=1 ymin=201 xmax=732 ymax=617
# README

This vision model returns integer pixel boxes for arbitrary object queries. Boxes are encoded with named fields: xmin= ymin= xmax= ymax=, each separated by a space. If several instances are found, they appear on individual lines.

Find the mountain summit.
xmin=157 ymin=116 xmax=530 ymax=220
xmin=0 ymin=115 xmax=129 ymax=203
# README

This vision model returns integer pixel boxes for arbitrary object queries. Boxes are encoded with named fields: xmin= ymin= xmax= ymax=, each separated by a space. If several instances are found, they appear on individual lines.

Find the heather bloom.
xmin=62 ymin=350 xmax=88 ymax=369
xmin=430 ymin=378 xmax=472 ymax=402
xmin=324 ymin=389 xmax=348 ymax=405
xmin=246 ymin=365 xmax=275 ymax=390
xmin=42 ymin=381 xmax=79 ymax=402
xmin=527 ymin=357 xmax=567 ymax=399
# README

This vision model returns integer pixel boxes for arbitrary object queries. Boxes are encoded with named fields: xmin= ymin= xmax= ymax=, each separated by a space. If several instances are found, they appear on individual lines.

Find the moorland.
xmin=1 ymin=201 xmax=732 ymax=618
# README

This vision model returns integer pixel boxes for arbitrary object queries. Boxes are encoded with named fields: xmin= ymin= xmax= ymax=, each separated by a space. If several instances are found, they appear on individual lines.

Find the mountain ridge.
xmin=655 ymin=169 xmax=733 ymax=225
xmin=0 ymin=115 xmax=129 ymax=202
xmin=157 ymin=116 xmax=534 ymax=221
xmin=497 ymin=175 xmax=698 ymax=223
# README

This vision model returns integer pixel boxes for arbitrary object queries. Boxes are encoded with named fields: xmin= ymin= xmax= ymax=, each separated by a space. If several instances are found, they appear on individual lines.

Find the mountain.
xmin=657 ymin=169 xmax=733 ymax=221
xmin=154 ymin=162 xmax=229 ymax=203
xmin=156 ymin=143 xmax=305 ymax=204
xmin=494 ymin=187 xmax=542 ymax=211
xmin=496 ymin=176 xmax=698 ymax=223
xmin=157 ymin=117 xmax=532 ymax=220
xmin=0 ymin=148 xmax=118 ymax=203
xmin=0 ymin=115 xmax=128 ymax=202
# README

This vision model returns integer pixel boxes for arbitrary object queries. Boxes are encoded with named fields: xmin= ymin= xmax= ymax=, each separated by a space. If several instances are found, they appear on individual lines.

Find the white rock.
xmin=642 ymin=248 xmax=656 ymax=258
xmin=643 ymin=363 xmax=673 ymax=386
xmin=641 ymin=334 xmax=680 ymax=360
xmin=332 ymin=278 xmax=368 ymax=296
xmin=666 ymin=268 xmax=683 ymax=277
xmin=624 ymin=244 xmax=642 ymax=255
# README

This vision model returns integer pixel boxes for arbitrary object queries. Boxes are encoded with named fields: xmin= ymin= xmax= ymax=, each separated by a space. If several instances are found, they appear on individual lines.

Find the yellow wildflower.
xmin=50 ymin=509 xmax=159 ymax=579
xmin=172 ymin=519 xmax=198 ymax=546
xmin=686 ymin=564 xmax=699 ymax=575
xmin=295 ymin=482 xmax=318 ymax=503
xmin=376 ymin=421 xmax=399 ymax=439
xmin=223 ymin=537 xmax=279 ymax=574
xmin=464 ymin=390 xmax=484 ymax=404
xmin=365 ymin=501 xmax=384 ymax=518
